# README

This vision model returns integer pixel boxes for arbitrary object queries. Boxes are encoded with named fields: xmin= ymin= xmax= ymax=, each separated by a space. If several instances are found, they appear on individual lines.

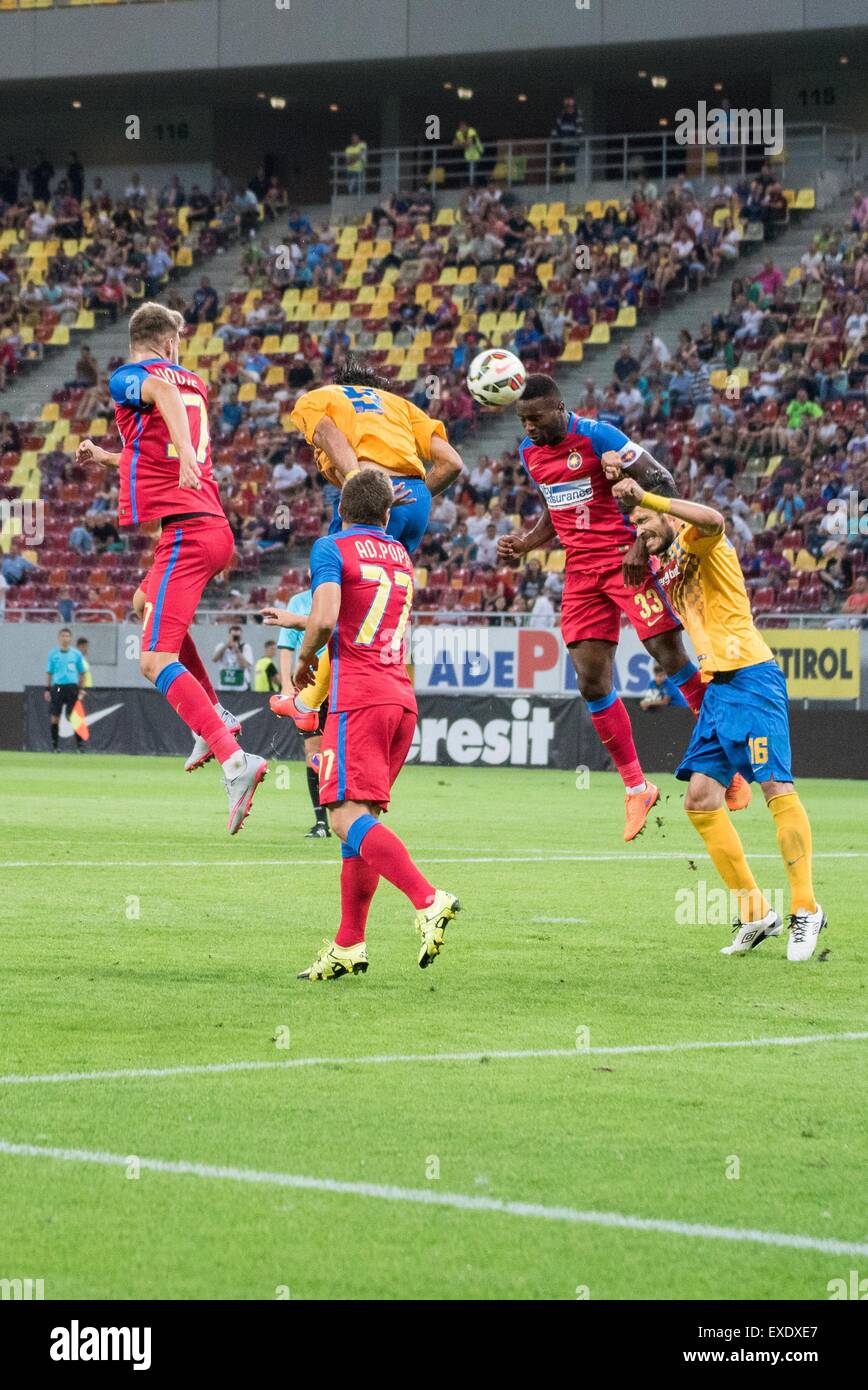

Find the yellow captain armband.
xmin=640 ymin=491 xmax=672 ymax=514
xmin=343 ymin=468 xmax=361 ymax=483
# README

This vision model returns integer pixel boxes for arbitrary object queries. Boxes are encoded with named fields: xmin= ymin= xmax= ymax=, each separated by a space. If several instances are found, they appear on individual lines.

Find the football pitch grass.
xmin=2 ymin=750 xmax=866 ymax=1301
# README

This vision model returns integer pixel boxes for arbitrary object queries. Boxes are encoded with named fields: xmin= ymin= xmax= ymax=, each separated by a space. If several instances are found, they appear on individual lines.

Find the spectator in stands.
xmin=551 ymin=96 xmax=583 ymax=179
xmin=272 ymin=459 xmax=307 ymax=495
xmin=344 ymin=134 xmax=368 ymax=196
xmin=186 ymin=276 xmax=219 ymax=325
xmin=843 ymin=575 xmax=868 ymax=617
xmin=143 ymin=237 xmax=173 ymax=298
xmin=29 ymin=150 xmax=53 ymax=203
xmin=454 ymin=121 xmax=484 ymax=187
xmin=1 ymin=540 xmax=36 ymax=586
xmin=475 ymin=523 xmax=500 ymax=569
xmin=613 ymin=342 xmax=640 ymax=384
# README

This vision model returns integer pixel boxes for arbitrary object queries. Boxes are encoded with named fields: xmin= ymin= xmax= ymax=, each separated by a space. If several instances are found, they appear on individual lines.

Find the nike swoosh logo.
xmin=58 ymin=702 xmax=124 ymax=738
xmin=234 ymin=708 xmax=263 ymax=724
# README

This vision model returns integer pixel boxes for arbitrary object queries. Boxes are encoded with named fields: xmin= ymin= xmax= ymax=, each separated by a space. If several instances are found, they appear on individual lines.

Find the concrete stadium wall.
xmin=0 ymin=1 xmax=865 ymax=82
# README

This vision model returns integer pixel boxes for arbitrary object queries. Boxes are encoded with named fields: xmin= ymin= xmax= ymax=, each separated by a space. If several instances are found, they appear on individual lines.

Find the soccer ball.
xmin=466 ymin=349 xmax=527 ymax=407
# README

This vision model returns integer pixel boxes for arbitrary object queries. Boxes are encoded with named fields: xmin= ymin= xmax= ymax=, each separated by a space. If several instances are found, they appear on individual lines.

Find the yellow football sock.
xmin=768 ymin=792 xmax=817 ymax=914
xmin=687 ymin=808 xmax=770 ymax=922
xmin=298 ymin=651 xmax=331 ymax=711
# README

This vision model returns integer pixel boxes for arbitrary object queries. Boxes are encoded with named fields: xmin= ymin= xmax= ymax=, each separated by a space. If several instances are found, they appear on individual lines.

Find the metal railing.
xmin=330 ymin=123 xmax=858 ymax=204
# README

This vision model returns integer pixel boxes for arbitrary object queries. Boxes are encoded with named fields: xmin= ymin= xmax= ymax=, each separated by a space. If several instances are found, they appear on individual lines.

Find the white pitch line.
xmin=1 ymin=851 xmax=866 ymax=869
xmin=2 ymin=1032 xmax=866 ymax=1088
xmin=0 ymin=1138 xmax=865 ymax=1258
xmin=533 ymin=916 xmax=589 ymax=924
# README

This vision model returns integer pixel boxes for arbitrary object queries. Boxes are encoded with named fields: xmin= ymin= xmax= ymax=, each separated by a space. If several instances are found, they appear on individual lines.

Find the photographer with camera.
xmin=213 ymin=622 xmax=254 ymax=693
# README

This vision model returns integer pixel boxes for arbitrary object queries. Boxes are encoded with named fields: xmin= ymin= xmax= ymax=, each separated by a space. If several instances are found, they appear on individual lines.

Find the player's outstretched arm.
xmin=613 ymin=478 xmax=724 ymax=534
xmin=294 ymin=582 xmax=341 ymax=691
xmin=425 ymin=434 xmax=463 ymax=497
xmin=312 ymin=417 xmax=359 ymax=486
xmin=260 ymin=606 xmax=307 ymax=630
xmin=77 ymin=440 xmax=120 ymax=469
xmin=140 ymin=376 xmax=201 ymax=491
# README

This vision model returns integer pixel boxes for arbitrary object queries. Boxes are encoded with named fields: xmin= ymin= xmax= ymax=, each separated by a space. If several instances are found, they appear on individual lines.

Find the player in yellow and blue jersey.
xmin=613 ymin=475 xmax=826 ymax=962
xmin=279 ymin=355 xmax=463 ymax=733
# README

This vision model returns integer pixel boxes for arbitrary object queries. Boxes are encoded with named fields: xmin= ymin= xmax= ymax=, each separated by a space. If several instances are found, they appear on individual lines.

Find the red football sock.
xmin=179 ymin=633 xmax=218 ymax=705
xmin=357 ymin=822 xmax=435 ymax=911
xmin=335 ymin=856 xmax=380 ymax=947
xmin=589 ymin=695 xmax=644 ymax=789
xmin=157 ymin=663 xmax=240 ymax=763
xmin=676 ymin=668 xmax=705 ymax=716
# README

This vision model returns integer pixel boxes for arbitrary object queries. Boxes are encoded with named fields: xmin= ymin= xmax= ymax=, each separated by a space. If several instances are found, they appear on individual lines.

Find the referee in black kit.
xmin=44 ymin=627 xmax=87 ymax=751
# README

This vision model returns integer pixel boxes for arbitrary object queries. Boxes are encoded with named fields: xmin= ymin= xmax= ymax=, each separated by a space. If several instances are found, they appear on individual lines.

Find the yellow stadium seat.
xmin=238 ymin=382 xmax=257 ymax=402
xmin=457 ymin=265 xmax=477 ymax=284
xmin=528 ymin=203 xmax=547 ymax=225
xmin=414 ymin=330 xmax=432 ymax=349
xmin=794 ymin=188 xmax=815 ymax=210
xmin=48 ymin=326 xmax=70 ymax=347
xmin=560 ymin=341 xmax=584 ymax=363
xmin=41 ymin=402 xmax=60 ymax=422
xmin=386 ymin=348 xmax=405 ymax=365
xmin=478 ymin=312 xmax=498 ymax=335
xmin=614 ymin=305 xmax=637 ymax=329
xmin=438 ymin=267 xmax=458 ymax=285
xmin=174 ymin=246 xmax=193 ymax=268
xmin=374 ymin=331 xmax=393 ymax=350
xmin=261 ymin=335 xmax=281 ymax=354
xmin=587 ymin=323 xmax=610 ymax=345
xmin=203 ymin=337 xmax=223 ymax=355
xmin=280 ymin=334 xmax=300 ymax=353
xmin=585 ymin=201 xmax=603 ymax=218
xmin=782 ymin=189 xmax=796 ymax=207
xmin=495 ymin=265 xmax=513 ymax=287
xmin=88 ymin=418 xmax=109 ymax=436
xmin=73 ymin=310 xmax=95 ymax=331
xmin=397 ymin=362 xmax=417 ymax=382
xmin=415 ymin=283 xmax=433 ymax=304
xmin=330 ymin=301 xmax=350 ymax=321
xmin=709 ymin=369 xmax=728 ymax=391
xmin=264 ymin=366 xmax=285 ymax=387
xmin=372 ymin=240 xmax=391 ymax=256
xmin=526 ymin=549 xmax=548 ymax=568
xmin=434 ymin=208 xmax=455 ymax=226
xmin=545 ymin=549 xmax=566 ymax=574
xmin=547 ymin=202 xmax=566 ymax=221
xmin=785 ymin=265 xmax=802 ymax=286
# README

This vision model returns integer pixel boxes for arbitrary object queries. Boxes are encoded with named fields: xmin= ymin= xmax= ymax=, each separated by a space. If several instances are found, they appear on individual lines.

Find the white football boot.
xmin=720 ymin=909 xmax=782 ymax=956
xmin=224 ymin=753 xmax=268 ymax=834
xmin=787 ymin=904 xmax=827 ymax=962
xmin=185 ymin=706 xmax=242 ymax=772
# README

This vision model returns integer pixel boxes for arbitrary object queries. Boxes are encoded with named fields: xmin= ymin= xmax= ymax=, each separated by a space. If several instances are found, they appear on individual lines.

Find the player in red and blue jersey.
xmin=76 ymin=301 xmax=266 ymax=833
xmin=285 ymin=469 xmax=460 ymax=981
xmin=498 ymin=374 xmax=749 ymax=841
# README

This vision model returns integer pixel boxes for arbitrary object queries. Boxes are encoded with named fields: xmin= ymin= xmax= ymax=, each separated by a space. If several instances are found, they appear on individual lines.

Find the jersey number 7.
xmin=166 ymin=390 xmax=210 ymax=464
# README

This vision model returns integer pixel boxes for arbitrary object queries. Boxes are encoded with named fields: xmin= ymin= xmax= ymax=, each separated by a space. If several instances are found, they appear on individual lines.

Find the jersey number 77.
xmin=355 ymin=564 xmax=413 ymax=650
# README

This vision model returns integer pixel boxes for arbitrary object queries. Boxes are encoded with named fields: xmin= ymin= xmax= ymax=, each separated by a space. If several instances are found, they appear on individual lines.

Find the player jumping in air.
xmin=497 ymin=373 xmax=749 ymax=841
xmin=75 ymin=302 xmax=267 ymax=833
xmin=613 ymin=475 xmax=825 ymax=960
xmin=275 ymin=469 xmax=460 ymax=981
xmin=271 ymin=355 xmax=463 ymax=733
